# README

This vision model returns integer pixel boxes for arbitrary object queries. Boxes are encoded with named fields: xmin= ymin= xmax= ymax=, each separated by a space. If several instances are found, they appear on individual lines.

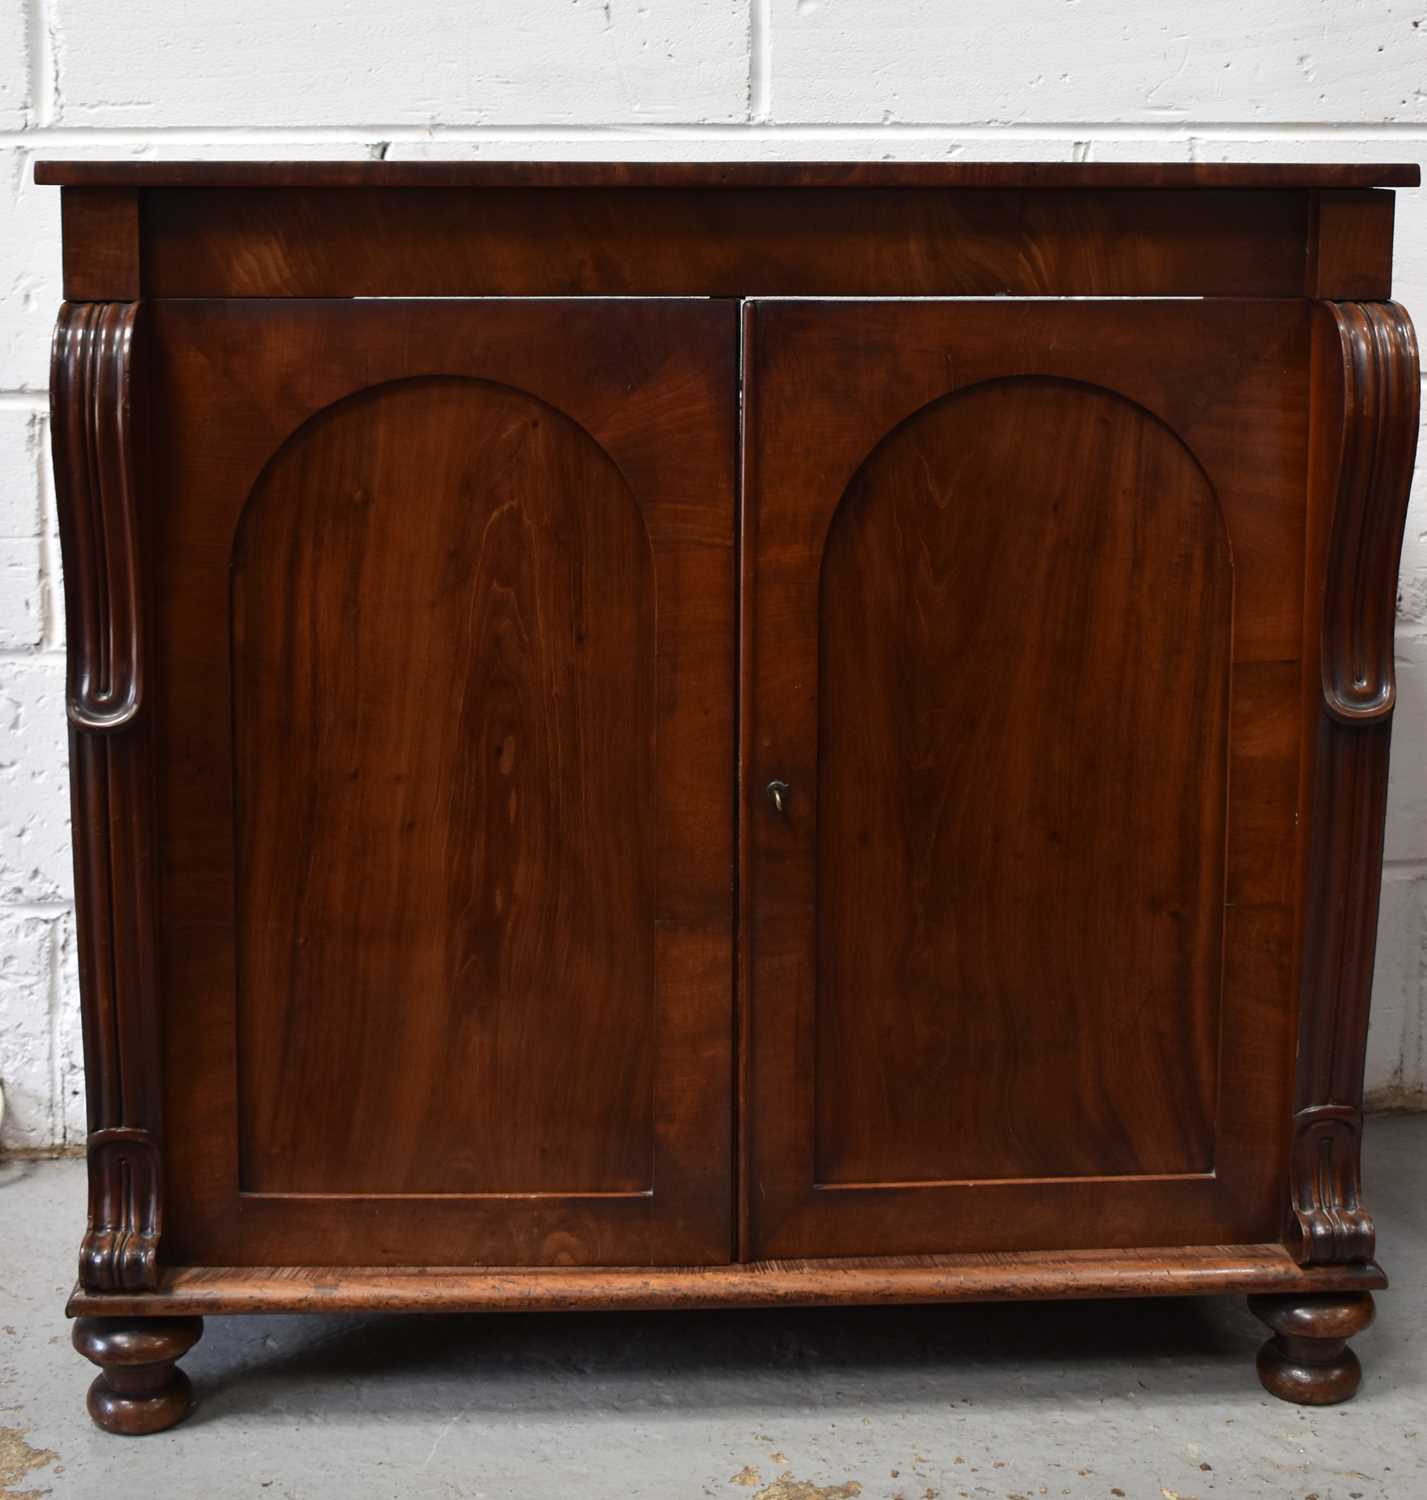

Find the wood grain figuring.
xmin=149 ymin=298 xmax=736 ymax=1268
xmin=134 ymin=187 xmax=1339 ymax=299
xmin=745 ymin=299 xmax=1310 ymax=1260
xmin=58 ymin=188 xmax=141 ymax=301
xmin=816 ymin=377 xmax=1230 ymax=1185
xmin=1307 ymin=191 xmax=1398 ymax=300
xmin=232 ymin=378 xmax=656 ymax=1195
xmin=1290 ymin=301 xmax=1421 ymax=1267
xmin=51 ymin=302 xmax=165 ymax=1294
xmin=65 ymin=1246 xmax=1388 ymax=1318
xmin=34 ymin=160 xmax=1422 ymax=189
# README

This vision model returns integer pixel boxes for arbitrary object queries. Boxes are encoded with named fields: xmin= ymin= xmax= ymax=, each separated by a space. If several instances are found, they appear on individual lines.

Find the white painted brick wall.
xmin=2 ymin=0 xmax=1426 ymax=1150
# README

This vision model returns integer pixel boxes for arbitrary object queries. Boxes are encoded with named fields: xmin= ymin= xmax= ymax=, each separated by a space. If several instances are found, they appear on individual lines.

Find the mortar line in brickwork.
xmin=5 ymin=121 xmax=1427 ymax=146
xmin=43 ymin=909 xmax=62 ymax=1144
xmin=35 ymin=452 xmax=60 ymax=653
xmin=21 ymin=0 xmax=55 ymax=130
xmin=748 ymin=0 xmax=771 ymax=123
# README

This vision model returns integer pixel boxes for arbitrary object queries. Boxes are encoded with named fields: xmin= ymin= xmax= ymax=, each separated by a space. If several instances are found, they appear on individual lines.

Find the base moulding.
xmin=67 ymin=1243 xmax=1388 ymax=1318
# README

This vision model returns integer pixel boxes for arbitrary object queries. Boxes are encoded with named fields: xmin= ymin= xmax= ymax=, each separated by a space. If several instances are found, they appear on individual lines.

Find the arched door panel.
xmin=231 ymin=376 xmax=657 ymax=1198
xmin=817 ymin=376 xmax=1230 ymax=1186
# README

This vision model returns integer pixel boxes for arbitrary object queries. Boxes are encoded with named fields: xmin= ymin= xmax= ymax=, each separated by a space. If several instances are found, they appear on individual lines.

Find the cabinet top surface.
xmin=33 ymin=159 xmax=1421 ymax=190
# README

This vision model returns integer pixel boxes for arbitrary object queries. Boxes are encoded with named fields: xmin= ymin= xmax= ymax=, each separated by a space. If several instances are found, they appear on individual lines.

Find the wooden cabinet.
xmin=41 ymin=160 xmax=1419 ymax=1433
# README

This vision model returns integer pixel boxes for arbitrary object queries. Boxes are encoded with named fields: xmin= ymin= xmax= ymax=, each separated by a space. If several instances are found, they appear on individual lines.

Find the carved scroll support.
xmin=51 ymin=302 xmax=163 ymax=1293
xmin=1290 ymin=301 xmax=1419 ymax=1266
xmin=79 ymin=1127 xmax=163 ymax=1294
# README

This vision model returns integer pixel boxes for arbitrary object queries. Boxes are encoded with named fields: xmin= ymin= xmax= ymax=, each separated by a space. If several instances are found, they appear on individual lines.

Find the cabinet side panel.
xmin=1306 ymin=192 xmax=1396 ymax=300
xmin=60 ymin=189 xmax=141 ymax=301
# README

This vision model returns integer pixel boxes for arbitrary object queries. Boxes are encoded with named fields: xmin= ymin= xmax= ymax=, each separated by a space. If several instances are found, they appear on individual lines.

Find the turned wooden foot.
xmin=1248 ymin=1291 xmax=1374 ymax=1406
xmin=72 ymin=1316 xmax=203 ymax=1435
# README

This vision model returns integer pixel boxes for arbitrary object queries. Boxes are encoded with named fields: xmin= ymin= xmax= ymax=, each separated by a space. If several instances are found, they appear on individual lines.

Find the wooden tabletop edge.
xmin=32 ymin=160 xmax=1424 ymax=190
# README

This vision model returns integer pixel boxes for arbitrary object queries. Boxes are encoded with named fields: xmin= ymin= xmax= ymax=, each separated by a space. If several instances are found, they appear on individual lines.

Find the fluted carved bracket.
xmin=1319 ymin=301 xmax=1419 ymax=724
xmin=52 ymin=302 xmax=163 ymax=1294
xmin=51 ymin=302 xmax=144 ymax=732
xmin=1291 ymin=300 xmax=1420 ymax=1267
xmin=80 ymin=1128 xmax=163 ymax=1292
xmin=1288 ymin=1105 xmax=1374 ymax=1265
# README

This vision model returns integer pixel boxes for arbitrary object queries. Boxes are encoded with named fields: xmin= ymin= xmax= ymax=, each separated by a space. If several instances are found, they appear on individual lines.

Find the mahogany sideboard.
xmin=37 ymin=160 xmax=1421 ymax=1434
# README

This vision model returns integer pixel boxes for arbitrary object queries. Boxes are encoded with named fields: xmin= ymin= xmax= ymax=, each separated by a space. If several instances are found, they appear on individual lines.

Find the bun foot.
xmin=1248 ymin=1291 xmax=1374 ymax=1406
xmin=72 ymin=1316 xmax=204 ymax=1435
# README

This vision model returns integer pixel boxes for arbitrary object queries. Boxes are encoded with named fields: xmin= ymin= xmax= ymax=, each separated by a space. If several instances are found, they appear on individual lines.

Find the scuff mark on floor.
xmin=0 ymin=1426 xmax=58 ymax=1499
xmin=753 ymin=1473 xmax=862 ymax=1500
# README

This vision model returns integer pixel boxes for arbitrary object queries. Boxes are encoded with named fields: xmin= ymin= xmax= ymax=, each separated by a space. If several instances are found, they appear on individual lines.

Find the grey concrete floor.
xmin=2 ymin=1118 xmax=1424 ymax=1500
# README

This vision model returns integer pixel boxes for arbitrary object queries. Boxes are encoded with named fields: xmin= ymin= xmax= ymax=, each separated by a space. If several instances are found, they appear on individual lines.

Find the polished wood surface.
xmin=57 ymin=189 xmax=140 ymax=302
xmin=1290 ymin=300 xmax=1421 ymax=1264
xmin=34 ymin=160 xmax=1421 ymax=188
xmin=233 ymin=377 xmax=657 ymax=1198
xmin=71 ymin=1317 xmax=203 ymax=1435
xmin=46 ymin=160 xmax=1404 ymax=302
xmin=51 ymin=303 xmax=164 ymax=1294
xmin=744 ymin=298 xmax=1311 ymax=1259
xmin=66 ymin=1246 xmax=1387 ymax=1318
xmin=148 ymin=298 xmax=736 ymax=1267
xmin=1249 ymin=1292 xmax=1376 ymax=1404
xmin=1306 ymin=190 xmax=1398 ymax=299
xmin=816 ymin=375 xmax=1229 ymax=1185
xmin=133 ymin=186 xmax=1344 ymax=299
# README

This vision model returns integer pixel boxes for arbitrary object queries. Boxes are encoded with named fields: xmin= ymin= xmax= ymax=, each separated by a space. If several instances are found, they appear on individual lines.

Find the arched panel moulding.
xmin=228 ymin=375 xmax=658 ymax=1200
xmin=816 ymin=374 xmax=1232 ymax=1189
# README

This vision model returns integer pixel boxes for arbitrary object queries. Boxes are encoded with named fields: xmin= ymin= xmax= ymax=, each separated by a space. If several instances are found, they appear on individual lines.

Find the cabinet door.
xmin=742 ymin=299 xmax=1310 ymax=1258
xmin=152 ymin=299 xmax=736 ymax=1267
